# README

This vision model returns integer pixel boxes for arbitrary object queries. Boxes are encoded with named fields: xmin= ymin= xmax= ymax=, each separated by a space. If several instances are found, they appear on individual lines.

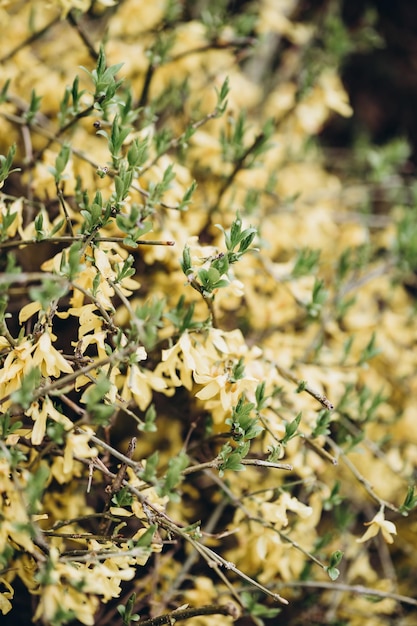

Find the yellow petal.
xmin=19 ymin=301 xmax=42 ymax=323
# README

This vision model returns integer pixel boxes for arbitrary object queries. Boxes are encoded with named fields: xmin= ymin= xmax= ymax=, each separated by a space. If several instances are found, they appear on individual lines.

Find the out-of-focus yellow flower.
xmin=257 ymin=0 xmax=313 ymax=44
xmin=295 ymin=70 xmax=352 ymax=135
xmin=109 ymin=0 xmax=165 ymax=36
xmin=49 ymin=0 xmax=92 ymax=19
xmin=260 ymin=491 xmax=313 ymax=528
xmin=357 ymin=509 xmax=397 ymax=545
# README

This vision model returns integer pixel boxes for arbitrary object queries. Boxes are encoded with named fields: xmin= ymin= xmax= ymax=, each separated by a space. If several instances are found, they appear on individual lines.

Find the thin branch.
xmin=0 ymin=235 xmax=175 ymax=250
xmin=0 ymin=15 xmax=61 ymax=63
xmin=182 ymin=458 xmax=292 ymax=476
xmin=74 ymin=447 xmax=289 ymax=605
xmin=56 ymin=183 xmax=74 ymax=236
xmin=304 ymin=437 xmax=338 ymax=465
xmin=325 ymin=437 xmax=402 ymax=514
xmin=274 ymin=362 xmax=335 ymax=410
xmin=169 ymin=37 xmax=256 ymax=63
xmin=67 ymin=10 xmax=99 ymax=61
xmin=159 ymin=500 xmax=230 ymax=609
xmin=34 ymin=102 xmax=96 ymax=160
xmin=99 ymin=437 xmax=137 ymax=536
xmin=0 ymin=320 xmax=17 ymax=347
xmin=87 ymin=432 xmax=143 ymax=473
xmin=138 ymin=60 xmax=156 ymax=109
xmin=168 ymin=526 xmax=288 ymax=605
xmin=242 ymin=458 xmax=293 ymax=471
xmin=216 ymin=130 xmax=271 ymax=208
xmin=0 ymin=271 xmax=65 ymax=285
xmin=137 ymin=603 xmax=239 ymax=626
xmin=140 ymin=109 xmax=219 ymax=176
xmin=276 ymin=580 xmax=417 ymax=608
xmin=0 ymin=108 xmax=182 ymax=210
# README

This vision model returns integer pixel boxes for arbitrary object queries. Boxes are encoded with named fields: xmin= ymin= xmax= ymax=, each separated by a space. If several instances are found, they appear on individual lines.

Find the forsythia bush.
xmin=1 ymin=1 xmax=417 ymax=625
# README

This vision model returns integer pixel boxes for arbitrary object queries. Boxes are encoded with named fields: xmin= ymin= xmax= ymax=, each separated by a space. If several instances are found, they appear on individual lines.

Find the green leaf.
xmin=311 ymin=410 xmax=332 ymax=438
xmin=139 ymin=451 xmax=159 ymax=483
xmin=326 ymin=550 xmax=344 ymax=580
xmin=215 ymin=76 xmax=230 ymax=115
xmin=281 ymin=412 xmax=302 ymax=445
xmin=399 ymin=485 xmax=417 ymax=514
xmin=138 ymin=404 xmax=157 ymax=433
xmin=0 ymin=411 xmax=23 ymax=439
xmin=0 ymin=144 xmax=20 ymax=185
xmin=25 ymin=464 xmax=50 ymax=514
xmin=358 ymin=331 xmax=381 ymax=365
xmin=180 ymin=246 xmax=193 ymax=276
xmin=159 ymin=452 xmax=189 ymax=500
xmin=83 ymin=374 xmax=114 ymax=425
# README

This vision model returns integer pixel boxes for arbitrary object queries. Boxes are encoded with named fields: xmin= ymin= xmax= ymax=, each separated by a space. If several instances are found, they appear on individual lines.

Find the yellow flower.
xmin=122 ymin=362 xmax=169 ymax=411
xmin=63 ymin=427 xmax=97 ymax=476
xmin=53 ymin=0 xmax=92 ymax=19
xmin=32 ymin=554 xmax=100 ymax=625
xmin=0 ymin=577 xmax=13 ymax=615
xmin=194 ymin=366 xmax=258 ymax=413
xmin=0 ymin=339 xmax=35 ymax=403
xmin=57 ymin=304 xmax=102 ymax=338
xmin=260 ymin=491 xmax=313 ymax=528
xmin=357 ymin=509 xmax=397 ymax=545
xmin=26 ymin=396 xmax=73 ymax=445
xmin=32 ymin=331 xmax=73 ymax=378
xmin=19 ymin=301 xmax=42 ymax=324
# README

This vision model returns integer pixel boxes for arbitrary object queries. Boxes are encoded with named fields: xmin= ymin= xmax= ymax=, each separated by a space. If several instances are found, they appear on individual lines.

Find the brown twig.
xmin=56 ymin=182 xmax=74 ymax=236
xmin=99 ymin=437 xmax=137 ymax=536
xmin=0 ymin=235 xmax=175 ymax=250
xmin=67 ymin=10 xmax=99 ymax=61
xmin=0 ymin=16 xmax=61 ymax=63
xmin=137 ymin=603 xmax=239 ymax=626
xmin=274 ymin=362 xmax=334 ymax=410
xmin=276 ymin=580 xmax=417 ymax=608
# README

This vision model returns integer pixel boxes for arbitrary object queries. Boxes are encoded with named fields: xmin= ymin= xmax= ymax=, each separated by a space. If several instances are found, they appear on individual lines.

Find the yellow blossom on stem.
xmin=32 ymin=331 xmax=73 ymax=378
xmin=26 ymin=396 xmax=73 ymax=445
xmin=0 ymin=339 xmax=35 ymax=403
xmin=122 ymin=360 xmax=169 ymax=411
xmin=357 ymin=509 xmax=397 ymax=545
xmin=63 ymin=427 xmax=97 ymax=476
